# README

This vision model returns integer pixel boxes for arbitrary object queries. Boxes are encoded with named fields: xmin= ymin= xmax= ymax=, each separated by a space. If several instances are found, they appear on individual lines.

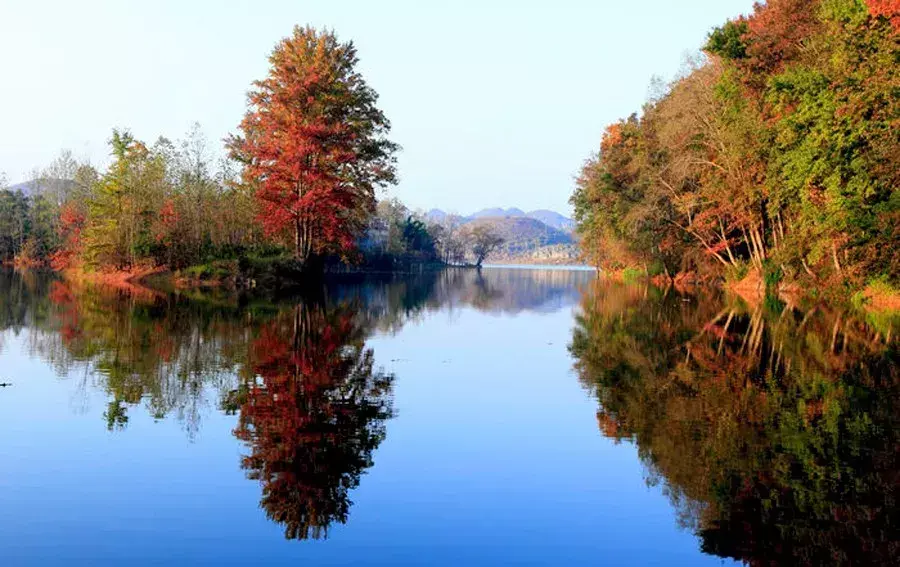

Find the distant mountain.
xmin=470 ymin=207 xmax=526 ymax=219
xmin=525 ymin=210 xmax=575 ymax=232
xmin=8 ymin=181 xmax=38 ymax=195
xmin=425 ymin=207 xmax=574 ymax=231
xmin=7 ymin=178 xmax=76 ymax=196
xmin=461 ymin=217 xmax=573 ymax=255
xmin=425 ymin=208 xmax=449 ymax=222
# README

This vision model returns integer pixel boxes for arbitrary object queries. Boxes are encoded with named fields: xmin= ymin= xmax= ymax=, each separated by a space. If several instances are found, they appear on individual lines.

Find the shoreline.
xmin=591 ymin=267 xmax=900 ymax=320
xmin=8 ymin=262 xmax=897 ymax=321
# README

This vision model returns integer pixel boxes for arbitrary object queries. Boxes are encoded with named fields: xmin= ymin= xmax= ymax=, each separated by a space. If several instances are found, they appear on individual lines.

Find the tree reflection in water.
xmin=233 ymin=301 xmax=394 ymax=540
xmin=0 ymin=267 xmax=595 ymax=541
xmin=570 ymin=282 xmax=900 ymax=565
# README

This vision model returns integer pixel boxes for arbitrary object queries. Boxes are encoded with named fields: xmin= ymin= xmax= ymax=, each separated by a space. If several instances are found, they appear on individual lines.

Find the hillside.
xmin=470 ymin=207 xmax=526 ymax=219
xmin=461 ymin=216 xmax=574 ymax=258
xmin=422 ymin=206 xmax=582 ymax=265
xmin=426 ymin=207 xmax=575 ymax=233
xmin=524 ymin=210 xmax=575 ymax=232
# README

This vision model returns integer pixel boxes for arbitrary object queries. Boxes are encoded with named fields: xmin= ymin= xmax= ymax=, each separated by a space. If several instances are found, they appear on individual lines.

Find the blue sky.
xmin=0 ymin=0 xmax=754 ymax=214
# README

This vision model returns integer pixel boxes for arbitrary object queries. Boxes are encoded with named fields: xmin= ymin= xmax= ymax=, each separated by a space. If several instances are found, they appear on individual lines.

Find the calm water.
xmin=0 ymin=268 xmax=897 ymax=566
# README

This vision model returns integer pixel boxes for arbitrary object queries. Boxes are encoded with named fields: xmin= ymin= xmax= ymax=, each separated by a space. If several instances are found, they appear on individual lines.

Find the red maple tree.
xmin=228 ymin=26 xmax=398 ymax=266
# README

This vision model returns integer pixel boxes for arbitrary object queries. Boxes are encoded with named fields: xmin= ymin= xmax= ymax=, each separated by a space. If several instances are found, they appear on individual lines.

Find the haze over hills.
xmin=425 ymin=207 xmax=576 ymax=233
xmin=7 ymin=178 xmax=76 ymax=196
xmin=423 ymin=206 xmax=583 ymax=265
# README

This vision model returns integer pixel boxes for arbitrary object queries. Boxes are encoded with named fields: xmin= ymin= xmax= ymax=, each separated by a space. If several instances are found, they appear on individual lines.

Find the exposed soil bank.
xmin=61 ymin=266 xmax=169 ymax=297
xmin=598 ymin=266 xmax=900 ymax=319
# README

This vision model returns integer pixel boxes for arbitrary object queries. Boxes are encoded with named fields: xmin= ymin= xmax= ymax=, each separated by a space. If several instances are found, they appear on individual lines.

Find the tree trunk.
xmin=831 ymin=241 xmax=843 ymax=277
xmin=294 ymin=216 xmax=302 ymax=261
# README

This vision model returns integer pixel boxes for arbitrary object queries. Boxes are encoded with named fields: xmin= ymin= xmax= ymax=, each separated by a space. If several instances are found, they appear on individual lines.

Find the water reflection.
xmin=232 ymin=302 xmax=394 ymax=540
xmin=0 ymin=266 xmax=593 ymax=541
xmin=570 ymin=282 xmax=900 ymax=565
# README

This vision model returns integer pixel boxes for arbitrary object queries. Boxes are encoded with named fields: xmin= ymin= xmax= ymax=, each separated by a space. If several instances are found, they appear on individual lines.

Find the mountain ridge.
xmin=425 ymin=207 xmax=575 ymax=233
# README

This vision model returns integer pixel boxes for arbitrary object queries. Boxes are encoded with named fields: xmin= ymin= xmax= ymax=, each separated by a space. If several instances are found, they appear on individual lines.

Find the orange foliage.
xmin=50 ymin=202 xmax=86 ymax=271
xmin=600 ymin=123 xmax=624 ymax=154
xmin=867 ymin=0 xmax=900 ymax=31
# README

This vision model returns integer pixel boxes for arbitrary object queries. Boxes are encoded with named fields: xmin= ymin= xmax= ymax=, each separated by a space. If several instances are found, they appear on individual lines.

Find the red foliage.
xmin=744 ymin=0 xmax=823 ymax=75
xmin=867 ymin=0 xmax=900 ymax=31
xmin=230 ymin=27 xmax=395 ymax=263
xmin=155 ymin=199 xmax=179 ymax=244
xmin=50 ymin=202 xmax=86 ymax=271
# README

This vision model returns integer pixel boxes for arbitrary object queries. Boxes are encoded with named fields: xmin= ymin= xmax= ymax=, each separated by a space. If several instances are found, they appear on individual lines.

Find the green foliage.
xmin=574 ymin=1 xmax=900 ymax=292
xmin=706 ymin=20 xmax=750 ymax=60
xmin=622 ymin=267 xmax=644 ymax=284
xmin=763 ymin=262 xmax=784 ymax=290
xmin=726 ymin=261 xmax=751 ymax=283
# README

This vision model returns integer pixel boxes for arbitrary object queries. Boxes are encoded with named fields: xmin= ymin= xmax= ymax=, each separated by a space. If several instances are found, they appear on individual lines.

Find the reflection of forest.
xmin=329 ymin=267 xmax=595 ymax=334
xmin=570 ymin=282 xmax=900 ymax=565
xmin=0 ymin=266 xmax=592 ymax=541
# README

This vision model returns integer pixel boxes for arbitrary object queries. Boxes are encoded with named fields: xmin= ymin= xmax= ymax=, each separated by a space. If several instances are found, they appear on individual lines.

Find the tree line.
xmin=0 ymin=26 xmax=503 ymax=277
xmin=571 ymin=0 xmax=899 ymax=296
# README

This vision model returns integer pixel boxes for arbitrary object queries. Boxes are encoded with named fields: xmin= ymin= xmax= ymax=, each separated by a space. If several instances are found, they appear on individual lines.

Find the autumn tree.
xmin=229 ymin=26 xmax=399 ymax=268
xmin=867 ymin=0 xmax=900 ymax=30
xmin=573 ymin=0 xmax=900 ymax=290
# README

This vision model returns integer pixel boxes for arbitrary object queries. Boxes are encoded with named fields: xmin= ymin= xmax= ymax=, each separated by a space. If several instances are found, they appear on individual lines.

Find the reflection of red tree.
xmin=49 ymin=281 xmax=82 ymax=344
xmin=234 ymin=302 xmax=393 ymax=540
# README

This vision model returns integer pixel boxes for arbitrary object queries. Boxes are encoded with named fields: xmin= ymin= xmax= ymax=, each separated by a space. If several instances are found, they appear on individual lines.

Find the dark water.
xmin=0 ymin=268 xmax=897 ymax=566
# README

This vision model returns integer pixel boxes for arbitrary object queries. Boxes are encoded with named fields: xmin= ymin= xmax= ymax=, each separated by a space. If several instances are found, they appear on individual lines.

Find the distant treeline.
xmin=571 ymin=0 xmax=899 ymax=295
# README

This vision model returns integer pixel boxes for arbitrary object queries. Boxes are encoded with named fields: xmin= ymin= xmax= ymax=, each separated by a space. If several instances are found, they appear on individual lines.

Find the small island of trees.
xmin=0 ymin=26 xmax=503 ymax=287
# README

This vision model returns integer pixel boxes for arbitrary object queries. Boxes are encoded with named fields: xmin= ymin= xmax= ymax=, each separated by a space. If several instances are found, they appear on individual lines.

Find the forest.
xmin=571 ymin=0 xmax=899 ymax=303
xmin=0 ymin=26 xmax=501 ymax=284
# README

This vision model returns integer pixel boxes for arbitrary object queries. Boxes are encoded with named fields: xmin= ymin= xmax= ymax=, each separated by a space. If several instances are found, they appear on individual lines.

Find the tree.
xmin=228 ymin=26 xmax=399 ymax=267
xmin=467 ymin=225 xmax=504 ymax=268
xmin=0 ymin=189 xmax=29 ymax=261
xmin=82 ymin=130 xmax=169 ymax=269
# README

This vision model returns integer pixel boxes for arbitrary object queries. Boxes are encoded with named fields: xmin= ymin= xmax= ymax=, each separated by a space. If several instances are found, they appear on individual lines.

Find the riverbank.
xmin=55 ymin=254 xmax=453 ymax=295
xmin=593 ymin=265 xmax=900 ymax=321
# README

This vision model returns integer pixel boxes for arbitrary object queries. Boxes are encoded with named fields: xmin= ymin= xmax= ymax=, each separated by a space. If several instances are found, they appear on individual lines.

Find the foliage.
xmin=0 ymin=27 xmax=412 ymax=277
xmin=572 ymin=0 xmax=900 ymax=292
xmin=227 ymin=26 xmax=399 ymax=265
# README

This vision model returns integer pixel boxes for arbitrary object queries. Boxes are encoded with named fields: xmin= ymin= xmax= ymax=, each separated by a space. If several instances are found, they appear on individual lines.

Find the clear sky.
xmin=0 ymin=0 xmax=754 ymax=215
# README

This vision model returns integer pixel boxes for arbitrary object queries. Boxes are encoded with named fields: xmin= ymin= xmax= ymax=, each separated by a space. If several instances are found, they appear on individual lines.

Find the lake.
xmin=0 ymin=267 xmax=897 ymax=565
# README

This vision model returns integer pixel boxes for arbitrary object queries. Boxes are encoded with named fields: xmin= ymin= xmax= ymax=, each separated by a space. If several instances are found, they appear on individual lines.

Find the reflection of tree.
xmin=233 ymin=301 xmax=394 ymax=540
xmin=8 ymin=275 xmax=256 ymax=435
xmin=330 ymin=267 xmax=595 ymax=333
xmin=570 ymin=282 xmax=900 ymax=565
